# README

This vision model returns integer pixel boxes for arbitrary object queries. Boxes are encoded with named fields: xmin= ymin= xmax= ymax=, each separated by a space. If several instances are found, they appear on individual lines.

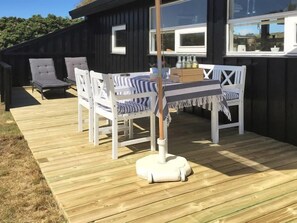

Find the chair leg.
xmin=112 ymin=117 xmax=118 ymax=159
xmin=78 ymin=104 xmax=83 ymax=132
xmin=89 ymin=108 xmax=94 ymax=143
xmin=41 ymin=90 xmax=44 ymax=100
xmin=124 ymin=120 xmax=128 ymax=137
xmin=150 ymin=113 xmax=156 ymax=151
xmin=94 ymin=112 xmax=99 ymax=145
xmin=239 ymin=102 xmax=244 ymax=135
xmin=129 ymin=119 xmax=133 ymax=139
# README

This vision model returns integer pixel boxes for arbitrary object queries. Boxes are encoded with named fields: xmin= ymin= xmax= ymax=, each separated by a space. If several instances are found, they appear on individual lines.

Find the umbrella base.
xmin=136 ymin=154 xmax=192 ymax=183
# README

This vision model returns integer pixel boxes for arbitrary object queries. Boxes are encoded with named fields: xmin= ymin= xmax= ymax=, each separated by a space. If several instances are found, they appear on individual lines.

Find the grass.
xmin=0 ymin=103 xmax=66 ymax=223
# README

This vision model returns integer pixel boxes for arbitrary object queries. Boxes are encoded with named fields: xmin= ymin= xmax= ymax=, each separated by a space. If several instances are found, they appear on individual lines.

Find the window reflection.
xmin=153 ymin=32 xmax=175 ymax=52
xmin=150 ymin=0 xmax=207 ymax=29
xmin=180 ymin=33 xmax=205 ymax=46
xmin=115 ymin=30 xmax=126 ymax=47
xmin=230 ymin=0 xmax=297 ymax=19
xmin=230 ymin=19 xmax=284 ymax=52
xmin=150 ymin=0 xmax=207 ymax=54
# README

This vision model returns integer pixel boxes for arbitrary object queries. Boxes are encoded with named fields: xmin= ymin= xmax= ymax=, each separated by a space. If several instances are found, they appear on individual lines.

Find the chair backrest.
xmin=199 ymin=64 xmax=246 ymax=97
xmin=29 ymin=58 xmax=57 ymax=81
xmin=74 ymin=68 xmax=92 ymax=105
xmin=90 ymin=71 xmax=115 ymax=112
xmin=65 ymin=57 xmax=89 ymax=82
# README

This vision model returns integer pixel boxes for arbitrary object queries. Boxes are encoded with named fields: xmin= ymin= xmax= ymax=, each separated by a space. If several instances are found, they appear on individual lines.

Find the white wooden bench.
xmin=199 ymin=64 xmax=247 ymax=142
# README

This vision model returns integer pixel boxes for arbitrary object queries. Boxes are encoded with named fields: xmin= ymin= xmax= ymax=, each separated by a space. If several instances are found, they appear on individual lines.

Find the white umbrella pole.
xmin=155 ymin=0 xmax=166 ymax=164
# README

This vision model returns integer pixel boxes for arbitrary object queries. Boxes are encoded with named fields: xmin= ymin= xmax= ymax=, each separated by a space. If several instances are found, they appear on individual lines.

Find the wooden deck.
xmin=10 ymin=87 xmax=297 ymax=223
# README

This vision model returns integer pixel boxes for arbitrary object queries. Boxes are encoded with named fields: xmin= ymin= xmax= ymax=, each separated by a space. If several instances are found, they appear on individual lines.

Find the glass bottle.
xmin=176 ymin=56 xmax=182 ymax=68
xmin=181 ymin=56 xmax=186 ymax=69
xmin=186 ymin=55 xmax=192 ymax=69
xmin=192 ymin=56 xmax=198 ymax=68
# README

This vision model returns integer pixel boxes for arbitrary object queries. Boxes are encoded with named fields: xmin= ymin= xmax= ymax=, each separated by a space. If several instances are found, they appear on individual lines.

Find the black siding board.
xmin=206 ymin=0 xmax=214 ymax=62
xmin=133 ymin=7 xmax=138 ymax=71
xmin=212 ymin=0 xmax=227 ymax=64
xmin=286 ymin=59 xmax=297 ymax=145
xmin=238 ymin=58 xmax=253 ymax=131
xmin=267 ymin=59 xmax=286 ymax=141
xmin=251 ymin=58 xmax=268 ymax=136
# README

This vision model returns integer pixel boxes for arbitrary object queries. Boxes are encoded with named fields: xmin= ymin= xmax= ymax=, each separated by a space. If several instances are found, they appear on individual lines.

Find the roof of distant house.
xmin=69 ymin=0 xmax=137 ymax=19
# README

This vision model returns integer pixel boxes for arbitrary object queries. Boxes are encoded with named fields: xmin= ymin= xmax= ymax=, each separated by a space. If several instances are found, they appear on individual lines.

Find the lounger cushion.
xmin=34 ymin=79 xmax=70 ymax=88
xmin=29 ymin=58 xmax=57 ymax=81
xmin=65 ymin=57 xmax=89 ymax=82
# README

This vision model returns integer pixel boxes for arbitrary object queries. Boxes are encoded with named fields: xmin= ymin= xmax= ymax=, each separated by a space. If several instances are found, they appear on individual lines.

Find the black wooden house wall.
xmin=1 ymin=0 xmax=297 ymax=146
xmin=88 ymin=0 xmax=150 ymax=73
xmin=0 ymin=21 xmax=95 ymax=86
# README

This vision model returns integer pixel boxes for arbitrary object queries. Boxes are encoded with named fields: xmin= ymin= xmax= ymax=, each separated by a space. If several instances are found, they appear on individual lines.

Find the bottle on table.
xmin=176 ymin=56 xmax=182 ymax=68
xmin=185 ymin=55 xmax=192 ymax=69
xmin=181 ymin=56 xmax=186 ymax=68
xmin=192 ymin=56 xmax=198 ymax=68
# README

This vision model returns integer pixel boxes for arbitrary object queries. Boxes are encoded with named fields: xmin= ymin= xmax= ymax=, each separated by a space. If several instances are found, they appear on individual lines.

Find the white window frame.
xmin=111 ymin=24 xmax=126 ymax=55
xmin=175 ymin=26 xmax=207 ymax=53
xmin=284 ymin=16 xmax=297 ymax=54
xmin=227 ymin=1 xmax=297 ymax=56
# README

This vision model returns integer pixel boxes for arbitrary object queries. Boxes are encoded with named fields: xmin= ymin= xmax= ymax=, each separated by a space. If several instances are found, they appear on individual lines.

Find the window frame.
xmin=149 ymin=0 xmax=207 ymax=55
xmin=227 ymin=0 xmax=297 ymax=56
xmin=111 ymin=24 xmax=126 ymax=55
xmin=284 ymin=16 xmax=297 ymax=53
xmin=175 ymin=26 xmax=207 ymax=53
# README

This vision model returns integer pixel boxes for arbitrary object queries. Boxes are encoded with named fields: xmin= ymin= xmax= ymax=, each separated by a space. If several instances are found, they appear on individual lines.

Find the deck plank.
xmin=10 ymin=87 xmax=297 ymax=223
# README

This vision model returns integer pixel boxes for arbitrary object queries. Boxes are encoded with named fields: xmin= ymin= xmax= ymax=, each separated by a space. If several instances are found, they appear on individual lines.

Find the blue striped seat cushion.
xmin=223 ymin=90 xmax=239 ymax=100
xmin=98 ymin=101 xmax=149 ymax=114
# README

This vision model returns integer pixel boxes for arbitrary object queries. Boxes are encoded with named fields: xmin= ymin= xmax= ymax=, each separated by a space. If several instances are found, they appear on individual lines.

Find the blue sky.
xmin=0 ymin=0 xmax=81 ymax=18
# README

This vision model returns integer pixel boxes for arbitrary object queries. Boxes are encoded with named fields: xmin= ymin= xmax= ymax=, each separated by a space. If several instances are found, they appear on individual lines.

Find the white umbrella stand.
xmin=136 ymin=0 xmax=192 ymax=183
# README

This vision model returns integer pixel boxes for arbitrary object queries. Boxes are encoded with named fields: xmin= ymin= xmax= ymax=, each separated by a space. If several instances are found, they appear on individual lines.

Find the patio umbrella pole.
xmin=136 ymin=0 xmax=192 ymax=183
xmin=155 ymin=0 xmax=166 ymax=164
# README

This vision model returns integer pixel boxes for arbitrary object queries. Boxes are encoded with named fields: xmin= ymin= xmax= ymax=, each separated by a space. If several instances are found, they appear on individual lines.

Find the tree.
xmin=0 ymin=14 xmax=80 ymax=50
xmin=76 ymin=0 xmax=96 ymax=8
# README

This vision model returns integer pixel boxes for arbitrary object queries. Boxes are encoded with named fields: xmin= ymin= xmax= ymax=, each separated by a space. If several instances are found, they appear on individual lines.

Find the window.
xmin=175 ymin=27 xmax=206 ymax=53
xmin=111 ymin=25 xmax=126 ymax=54
xmin=230 ymin=0 xmax=297 ymax=19
xmin=228 ymin=0 xmax=297 ymax=55
xmin=150 ymin=0 xmax=207 ymax=55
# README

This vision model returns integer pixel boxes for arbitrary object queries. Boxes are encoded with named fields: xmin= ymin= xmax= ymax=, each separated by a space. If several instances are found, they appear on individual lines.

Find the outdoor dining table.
xmin=113 ymin=72 xmax=231 ymax=146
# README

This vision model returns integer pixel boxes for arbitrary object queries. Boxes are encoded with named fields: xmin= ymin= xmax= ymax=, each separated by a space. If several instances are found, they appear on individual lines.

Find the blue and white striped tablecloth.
xmin=113 ymin=74 xmax=231 ymax=122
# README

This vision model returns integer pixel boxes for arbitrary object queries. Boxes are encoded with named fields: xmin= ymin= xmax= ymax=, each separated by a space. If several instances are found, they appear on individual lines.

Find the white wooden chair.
xmin=90 ymin=71 xmax=156 ymax=159
xmin=74 ymin=68 xmax=93 ymax=143
xmin=200 ymin=64 xmax=246 ymax=135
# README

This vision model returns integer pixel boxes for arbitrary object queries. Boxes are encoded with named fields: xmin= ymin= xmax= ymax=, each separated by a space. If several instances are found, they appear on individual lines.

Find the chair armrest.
xmin=222 ymin=84 xmax=242 ymax=90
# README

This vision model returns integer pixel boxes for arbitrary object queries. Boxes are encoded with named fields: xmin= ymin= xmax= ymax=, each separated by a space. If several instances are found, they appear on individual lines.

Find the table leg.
xmin=211 ymin=98 xmax=219 ymax=144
